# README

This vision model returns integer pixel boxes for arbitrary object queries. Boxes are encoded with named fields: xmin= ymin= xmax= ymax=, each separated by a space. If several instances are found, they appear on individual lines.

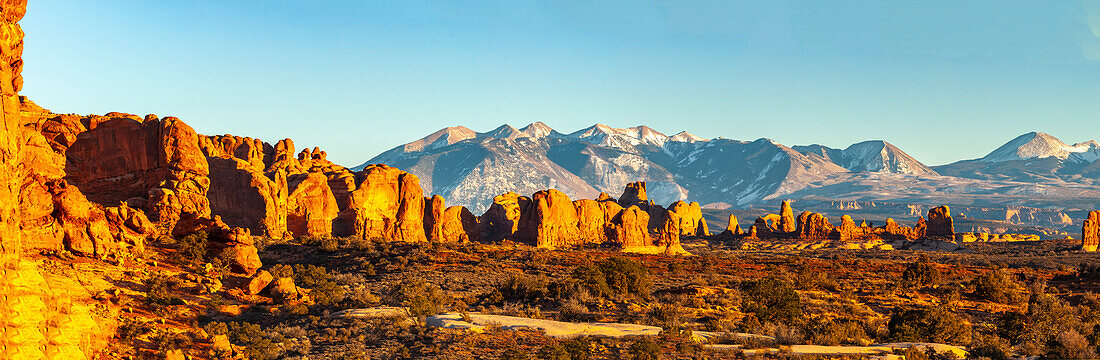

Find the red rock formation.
xmin=199 ymin=134 xmax=271 ymax=171
xmin=779 ymin=200 xmax=797 ymax=233
xmin=424 ymin=194 xmax=447 ymax=242
xmin=725 ymin=214 xmax=742 ymax=235
xmin=669 ymin=200 xmax=709 ymax=236
xmin=286 ymin=171 xmax=339 ymax=238
xmin=926 ymin=206 xmax=954 ymax=238
xmin=439 ymin=205 xmax=478 ymax=243
xmin=795 ymin=211 xmax=833 ymax=239
xmin=1083 ymin=211 xmax=1099 ymax=252
xmin=574 ymin=199 xmax=614 ymax=244
xmin=60 ymin=115 xmax=212 ymax=228
xmin=530 ymin=189 xmax=581 ymax=248
xmin=341 ymin=164 xmax=426 ymax=242
xmin=614 ymin=205 xmax=651 ymax=247
xmin=618 ymin=181 xmax=648 ymax=208
xmin=206 ymin=157 xmax=289 ymax=238
xmin=481 ymin=191 xmax=529 ymax=242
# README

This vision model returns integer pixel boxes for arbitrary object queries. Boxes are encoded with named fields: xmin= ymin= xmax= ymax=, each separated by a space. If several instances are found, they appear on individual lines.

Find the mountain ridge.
xmin=355 ymin=123 xmax=1100 ymax=213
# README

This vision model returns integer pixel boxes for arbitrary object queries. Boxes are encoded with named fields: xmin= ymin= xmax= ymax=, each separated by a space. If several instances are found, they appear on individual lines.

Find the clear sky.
xmin=20 ymin=1 xmax=1100 ymax=166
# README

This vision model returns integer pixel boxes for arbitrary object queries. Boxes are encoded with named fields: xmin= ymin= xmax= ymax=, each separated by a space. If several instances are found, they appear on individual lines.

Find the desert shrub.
xmin=972 ymin=269 xmax=1026 ymax=304
xmin=562 ymin=337 xmax=592 ymax=360
xmin=386 ymin=277 xmax=450 ymax=317
xmin=148 ymin=330 xmax=190 ymax=354
xmin=176 ymin=231 xmax=208 ymax=265
xmin=628 ymin=338 xmax=662 ymax=360
xmin=887 ymin=306 xmax=971 ymax=345
xmin=292 ymin=264 xmax=345 ymax=307
xmin=557 ymin=297 xmax=591 ymax=322
xmin=646 ymin=303 xmax=683 ymax=330
xmin=537 ymin=344 xmax=570 ymax=360
xmin=995 ymin=311 xmax=1030 ymax=345
xmin=741 ymin=277 xmax=801 ymax=323
xmin=145 ymin=274 xmax=185 ymax=306
xmin=226 ymin=322 xmax=283 ymax=360
xmin=1046 ymin=328 xmax=1098 ymax=360
xmin=806 ymin=318 xmax=870 ymax=346
xmin=268 ymin=264 xmax=294 ymax=278
xmin=795 ymin=266 xmax=837 ymax=291
xmin=500 ymin=348 xmax=530 ymax=360
xmin=116 ymin=318 xmax=153 ymax=342
xmin=901 ymin=256 xmax=940 ymax=290
xmin=495 ymin=274 xmax=550 ymax=302
xmin=1020 ymin=292 xmax=1082 ymax=351
xmin=573 ymin=257 xmax=651 ymax=299
xmin=969 ymin=333 xmax=1011 ymax=360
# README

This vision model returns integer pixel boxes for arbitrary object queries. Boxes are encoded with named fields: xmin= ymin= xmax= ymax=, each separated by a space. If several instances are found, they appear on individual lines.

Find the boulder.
xmin=1083 ymin=211 xmax=1099 ymax=252
xmin=245 ymin=270 xmax=274 ymax=295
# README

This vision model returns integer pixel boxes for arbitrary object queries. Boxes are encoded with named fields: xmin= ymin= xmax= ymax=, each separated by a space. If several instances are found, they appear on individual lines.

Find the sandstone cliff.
xmin=1084 ymin=210 xmax=1099 ymax=252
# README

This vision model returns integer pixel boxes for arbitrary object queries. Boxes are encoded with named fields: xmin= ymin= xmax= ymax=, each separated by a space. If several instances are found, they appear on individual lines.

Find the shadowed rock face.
xmin=926 ymin=206 xmax=955 ymax=238
xmin=1084 ymin=211 xmax=1100 ymax=252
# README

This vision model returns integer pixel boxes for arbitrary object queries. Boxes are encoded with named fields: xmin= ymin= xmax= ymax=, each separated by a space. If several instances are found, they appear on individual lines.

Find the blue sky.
xmin=20 ymin=1 xmax=1100 ymax=166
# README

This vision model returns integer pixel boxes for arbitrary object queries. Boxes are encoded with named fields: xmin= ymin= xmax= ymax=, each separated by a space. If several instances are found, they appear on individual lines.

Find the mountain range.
xmin=357 ymin=125 xmax=1100 ymax=213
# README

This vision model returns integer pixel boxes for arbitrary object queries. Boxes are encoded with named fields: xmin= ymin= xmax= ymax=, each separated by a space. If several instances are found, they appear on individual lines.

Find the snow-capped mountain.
xmin=792 ymin=140 xmax=937 ymax=176
xmin=980 ymin=132 xmax=1099 ymax=163
xmin=934 ymin=132 xmax=1100 ymax=183
xmin=357 ymin=124 xmax=948 ymax=212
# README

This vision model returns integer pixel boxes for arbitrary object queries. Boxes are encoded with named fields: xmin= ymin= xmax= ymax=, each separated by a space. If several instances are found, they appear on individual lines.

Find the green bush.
xmin=887 ymin=306 xmax=971 ymax=345
xmin=386 ymin=277 xmax=450 ymax=317
xmin=972 ymin=269 xmax=1025 ymax=304
xmin=226 ymin=322 xmax=283 ymax=360
xmin=292 ymin=264 xmax=345 ymax=307
xmin=176 ymin=231 xmax=208 ymax=265
xmin=806 ymin=318 xmax=870 ymax=346
xmin=901 ymin=256 xmax=941 ymax=290
xmin=628 ymin=338 xmax=662 ymax=360
xmin=741 ymin=277 xmax=801 ymax=323
xmin=573 ymin=257 xmax=651 ymax=299
xmin=145 ymin=274 xmax=184 ymax=306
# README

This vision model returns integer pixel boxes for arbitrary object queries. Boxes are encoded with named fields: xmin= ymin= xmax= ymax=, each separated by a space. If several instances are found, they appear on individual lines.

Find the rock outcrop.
xmin=206 ymin=157 xmax=289 ymax=238
xmin=669 ymin=200 xmax=709 ymax=236
xmin=926 ymin=205 xmax=954 ymax=238
xmin=1083 ymin=211 xmax=1100 ymax=252
xmin=618 ymin=181 xmax=647 ymax=208
xmin=779 ymin=200 xmax=797 ymax=233
xmin=796 ymin=211 xmax=833 ymax=239
xmin=341 ymin=164 xmax=426 ymax=242
xmin=724 ymin=214 xmax=742 ymax=235
xmin=286 ymin=172 xmax=339 ymax=238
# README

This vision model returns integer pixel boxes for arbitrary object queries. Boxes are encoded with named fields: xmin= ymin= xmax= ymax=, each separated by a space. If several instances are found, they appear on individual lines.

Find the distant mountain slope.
xmin=934 ymin=132 xmax=1100 ymax=185
xmin=363 ymin=125 xmax=844 ymax=211
xmin=356 ymin=124 xmax=960 ymax=212
xmin=793 ymin=140 xmax=937 ymax=176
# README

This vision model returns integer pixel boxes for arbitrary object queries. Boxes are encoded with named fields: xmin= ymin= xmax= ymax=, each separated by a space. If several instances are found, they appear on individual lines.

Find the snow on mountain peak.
xmin=981 ymin=132 xmax=1098 ymax=163
xmin=669 ymin=131 xmax=707 ymax=143
xmin=519 ymin=122 xmax=555 ymax=138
